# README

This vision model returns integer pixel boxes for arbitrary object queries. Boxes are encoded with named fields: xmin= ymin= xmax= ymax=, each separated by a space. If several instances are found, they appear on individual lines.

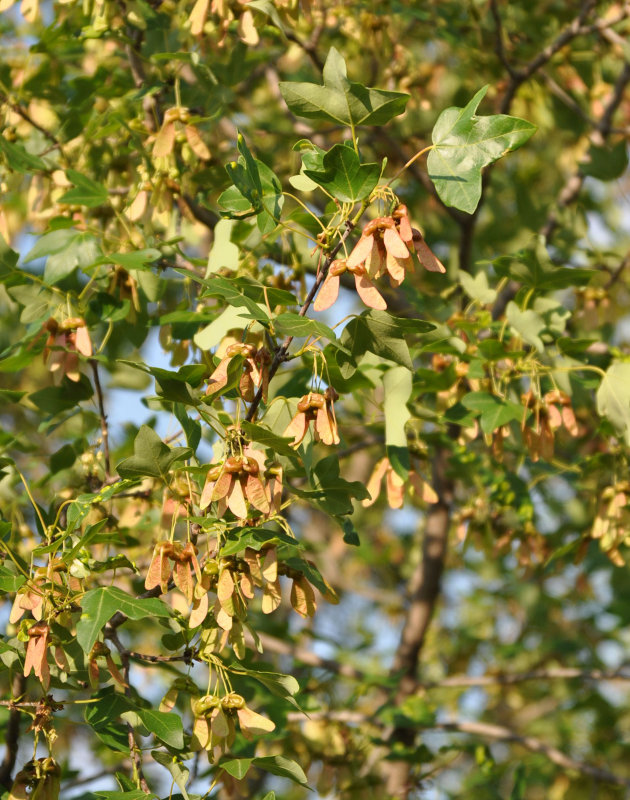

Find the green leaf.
xmin=459 ymin=270 xmax=497 ymax=305
xmin=104 ymin=249 xmax=161 ymax=270
xmin=505 ymin=302 xmax=545 ymax=352
xmin=136 ymin=708 xmax=184 ymax=748
xmin=273 ymin=312 xmax=336 ymax=341
xmin=294 ymin=454 xmax=370 ymax=515
xmin=0 ymin=233 xmax=19 ymax=276
xmin=220 ymin=134 xmax=284 ymax=232
xmin=116 ymin=425 xmax=192 ymax=480
xmin=59 ymin=169 xmax=109 ymax=207
xmin=220 ymin=758 xmax=252 ymax=780
xmin=461 ymin=391 xmax=526 ymax=434
xmin=0 ymin=137 xmax=47 ymax=173
xmin=219 ymin=526 xmax=302 ymax=556
xmin=491 ymin=236 xmax=595 ymax=291
xmin=85 ymin=689 xmax=134 ymax=753
xmin=0 ymin=565 xmax=26 ymax=593
xmin=226 ymin=132 xmax=262 ymax=210
xmin=581 ymin=140 xmax=628 ymax=181
xmin=229 ymin=663 xmax=300 ymax=700
xmin=206 ymin=219 xmax=240 ymax=275
xmin=383 ymin=365 xmax=412 ymax=480
xmin=194 ymin=305 xmax=258 ymax=351
xmin=427 ymin=85 xmax=536 ymax=213
xmin=304 ymin=143 xmax=380 ymax=203
xmin=28 ymin=374 xmax=94 ymax=415
xmin=341 ymin=517 xmax=360 ymax=546
xmin=241 ymin=421 xmax=296 ymax=456
xmin=151 ymin=751 xmax=190 ymax=800
xmin=251 ymin=755 xmax=309 ymax=787
xmin=76 ymin=586 xmax=171 ymax=653
xmin=279 ymin=47 xmax=409 ymax=127
xmin=24 ymin=228 xmax=101 ymax=284
xmin=187 ymin=273 xmax=269 ymax=320
xmin=337 ymin=310 xmax=433 ymax=377
xmin=596 ymin=362 xmax=630 ymax=445
xmin=95 ymin=792 xmax=155 ymax=800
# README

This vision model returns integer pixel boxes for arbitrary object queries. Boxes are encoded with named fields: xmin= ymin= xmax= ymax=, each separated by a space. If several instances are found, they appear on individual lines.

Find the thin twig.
xmin=419 ymin=665 xmax=630 ymax=688
xmin=108 ymin=631 xmax=151 ymax=794
xmin=90 ymin=359 xmax=111 ymax=479
xmin=1 ymin=95 xmax=64 ymax=158
xmin=488 ymin=0 xmax=517 ymax=78
xmin=0 ymin=673 xmax=26 ymax=790
xmin=245 ymin=631 xmax=366 ymax=681
xmin=128 ymin=649 xmax=196 ymax=664
xmin=433 ymin=719 xmax=630 ymax=787
xmin=541 ymin=60 xmax=630 ymax=240
xmin=499 ymin=0 xmax=600 ymax=114
xmin=245 ymin=216 xmax=362 ymax=422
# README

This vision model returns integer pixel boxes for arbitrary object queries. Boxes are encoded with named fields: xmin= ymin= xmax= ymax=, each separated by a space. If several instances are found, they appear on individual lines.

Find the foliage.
xmin=1 ymin=1 xmax=630 ymax=799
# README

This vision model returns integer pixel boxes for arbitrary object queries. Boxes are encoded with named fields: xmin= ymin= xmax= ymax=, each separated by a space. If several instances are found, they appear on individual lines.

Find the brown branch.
xmin=1 ymin=95 xmax=64 ymax=159
xmin=245 ymin=216 xmax=361 ymax=422
xmin=458 ymin=1 xmax=622 ymax=273
xmin=284 ymin=25 xmax=325 ymax=73
xmin=433 ymin=719 xmax=630 ymax=787
xmin=246 ymin=631 xmax=366 ymax=681
xmin=128 ymin=649 xmax=196 ymax=664
xmin=540 ymin=59 xmax=630 ymax=242
xmin=287 ymin=707 xmax=630 ymax=787
xmin=90 ymin=359 xmax=111 ymax=479
xmin=108 ymin=631 xmax=151 ymax=794
xmin=498 ymin=0 xmax=600 ymax=114
xmin=180 ymin=193 xmax=219 ymax=229
xmin=381 ymin=447 xmax=454 ymax=798
xmin=493 ymin=56 xmax=630 ymax=319
xmin=419 ymin=665 xmax=630 ymax=689
xmin=0 ymin=673 xmax=26 ymax=790
xmin=488 ymin=0 xmax=518 ymax=78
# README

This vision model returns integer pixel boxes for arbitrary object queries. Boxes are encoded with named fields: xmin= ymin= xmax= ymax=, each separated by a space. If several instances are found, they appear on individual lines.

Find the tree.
xmin=1 ymin=1 xmax=630 ymax=798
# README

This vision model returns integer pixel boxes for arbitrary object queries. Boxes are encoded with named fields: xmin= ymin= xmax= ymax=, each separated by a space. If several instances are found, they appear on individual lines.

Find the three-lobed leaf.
xmin=304 ymin=143 xmax=381 ymax=203
xmin=116 ymin=425 xmax=192 ymax=480
xmin=427 ymin=85 xmax=537 ymax=213
xmin=279 ymin=47 xmax=409 ymax=127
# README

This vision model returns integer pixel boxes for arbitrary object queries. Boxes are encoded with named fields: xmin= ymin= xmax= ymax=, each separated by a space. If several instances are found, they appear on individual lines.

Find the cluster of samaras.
xmin=190 ymin=692 xmax=275 ymax=763
xmin=145 ymin=543 xmax=317 ymax=648
xmin=199 ymin=447 xmax=282 ymax=518
xmin=519 ymin=389 xmax=579 ymax=462
xmin=284 ymin=387 xmax=340 ymax=448
xmin=42 ymin=316 xmax=92 ymax=384
xmin=315 ymin=204 xmax=445 ymax=312
xmin=206 ymin=342 xmax=271 ymax=403
xmin=593 ymin=481 xmax=630 ymax=566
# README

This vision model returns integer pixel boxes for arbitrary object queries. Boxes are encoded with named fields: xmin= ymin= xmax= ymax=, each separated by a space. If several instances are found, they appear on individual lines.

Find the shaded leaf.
xmin=116 ymin=425 xmax=192 ymax=480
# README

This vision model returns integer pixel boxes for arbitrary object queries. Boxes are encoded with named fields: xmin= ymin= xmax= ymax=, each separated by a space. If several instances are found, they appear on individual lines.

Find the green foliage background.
xmin=1 ymin=1 xmax=630 ymax=799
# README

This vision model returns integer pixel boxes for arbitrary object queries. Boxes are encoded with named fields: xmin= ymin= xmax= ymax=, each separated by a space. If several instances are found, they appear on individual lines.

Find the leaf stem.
xmin=245 ymin=199 xmax=370 ymax=422
xmin=386 ymin=145 xmax=434 ymax=187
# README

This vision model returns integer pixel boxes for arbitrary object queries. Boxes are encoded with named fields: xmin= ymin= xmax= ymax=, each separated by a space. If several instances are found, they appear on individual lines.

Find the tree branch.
xmin=381 ymin=447 xmax=454 ymax=798
xmin=493 ymin=56 xmax=630 ymax=319
xmin=245 ymin=215 xmax=361 ymax=422
xmin=0 ymin=673 xmax=26 ymax=790
xmin=432 ymin=719 xmax=630 ymax=787
xmin=108 ymin=631 xmax=150 ymax=793
xmin=419 ymin=664 xmax=630 ymax=688
xmin=245 ymin=631 xmax=366 ymax=681
xmin=90 ymin=359 xmax=111 ymax=479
